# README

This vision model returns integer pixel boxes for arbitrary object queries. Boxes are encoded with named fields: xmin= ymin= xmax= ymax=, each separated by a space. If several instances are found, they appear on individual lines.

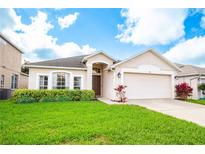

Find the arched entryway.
xmin=92 ymin=62 xmax=108 ymax=97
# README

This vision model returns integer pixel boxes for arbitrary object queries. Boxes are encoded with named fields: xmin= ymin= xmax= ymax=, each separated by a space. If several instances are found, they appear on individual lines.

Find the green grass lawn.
xmin=187 ymin=99 xmax=205 ymax=105
xmin=1 ymin=100 xmax=205 ymax=145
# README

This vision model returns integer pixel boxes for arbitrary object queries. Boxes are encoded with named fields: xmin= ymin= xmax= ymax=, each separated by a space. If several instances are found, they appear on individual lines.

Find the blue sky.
xmin=1 ymin=8 xmax=205 ymax=66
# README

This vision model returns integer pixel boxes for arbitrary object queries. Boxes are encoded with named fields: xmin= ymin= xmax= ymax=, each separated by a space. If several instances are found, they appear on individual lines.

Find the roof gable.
xmin=82 ymin=51 xmax=116 ymax=62
xmin=111 ymin=49 xmax=181 ymax=72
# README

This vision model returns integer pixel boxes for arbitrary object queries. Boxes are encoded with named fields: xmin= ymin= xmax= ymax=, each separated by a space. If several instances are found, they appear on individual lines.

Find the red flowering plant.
xmin=113 ymin=85 xmax=127 ymax=103
xmin=175 ymin=82 xmax=193 ymax=100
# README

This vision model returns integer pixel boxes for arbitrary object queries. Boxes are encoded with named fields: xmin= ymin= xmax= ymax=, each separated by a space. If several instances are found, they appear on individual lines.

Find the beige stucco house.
xmin=0 ymin=33 xmax=28 ymax=93
xmin=26 ymin=49 xmax=180 ymax=100
xmin=175 ymin=64 xmax=205 ymax=100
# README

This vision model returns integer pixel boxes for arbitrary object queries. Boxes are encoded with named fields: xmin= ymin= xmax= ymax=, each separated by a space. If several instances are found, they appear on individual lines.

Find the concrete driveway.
xmin=128 ymin=99 xmax=205 ymax=127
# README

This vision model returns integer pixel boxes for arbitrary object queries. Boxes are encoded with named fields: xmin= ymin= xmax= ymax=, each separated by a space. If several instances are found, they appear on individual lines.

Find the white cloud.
xmin=200 ymin=16 xmax=205 ymax=29
xmin=0 ymin=8 xmax=22 ymax=31
xmin=200 ymin=9 xmax=205 ymax=29
xmin=164 ymin=36 xmax=205 ymax=66
xmin=58 ymin=12 xmax=79 ymax=29
xmin=0 ymin=9 xmax=95 ymax=62
xmin=54 ymin=42 xmax=96 ymax=58
xmin=116 ymin=9 xmax=188 ymax=45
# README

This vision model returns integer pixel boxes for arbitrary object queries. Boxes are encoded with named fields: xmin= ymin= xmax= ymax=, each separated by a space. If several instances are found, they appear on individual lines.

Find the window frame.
xmin=73 ymin=75 xmax=83 ymax=90
xmin=39 ymin=75 xmax=48 ymax=89
xmin=0 ymin=75 xmax=4 ymax=88
xmin=52 ymin=72 xmax=70 ymax=89
xmin=11 ymin=74 xmax=18 ymax=89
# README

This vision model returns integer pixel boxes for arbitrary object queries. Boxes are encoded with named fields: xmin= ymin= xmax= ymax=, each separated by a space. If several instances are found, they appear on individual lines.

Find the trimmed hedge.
xmin=13 ymin=89 xmax=95 ymax=103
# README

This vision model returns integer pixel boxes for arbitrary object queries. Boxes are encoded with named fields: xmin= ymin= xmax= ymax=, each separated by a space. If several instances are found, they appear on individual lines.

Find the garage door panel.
xmin=124 ymin=73 xmax=172 ymax=99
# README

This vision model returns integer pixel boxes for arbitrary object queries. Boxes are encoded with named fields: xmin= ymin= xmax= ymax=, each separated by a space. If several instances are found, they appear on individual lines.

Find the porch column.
xmin=86 ymin=64 xmax=92 ymax=90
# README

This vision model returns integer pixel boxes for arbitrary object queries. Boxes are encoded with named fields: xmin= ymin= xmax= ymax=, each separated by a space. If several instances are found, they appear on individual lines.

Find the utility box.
xmin=0 ymin=89 xmax=12 ymax=100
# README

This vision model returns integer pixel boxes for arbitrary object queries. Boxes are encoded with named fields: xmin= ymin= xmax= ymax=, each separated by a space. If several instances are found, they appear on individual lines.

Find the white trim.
xmin=24 ymin=65 xmax=87 ymax=70
xmin=86 ymin=60 xmax=111 ymax=90
xmin=49 ymin=70 xmax=73 ymax=89
xmin=111 ymin=49 xmax=181 ymax=72
xmin=91 ymin=60 xmax=110 ymax=70
xmin=73 ymin=75 xmax=84 ymax=90
xmin=177 ymin=73 xmax=205 ymax=77
xmin=82 ymin=51 xmax=116 ymax=62
xmin=121 ymin=68 xmax=174 ymax=76
xmin=36 ymin=73 xmax=50 ymax=89
xmin=91 ymin=60 xmax=110 ymax=65
xmin=0 ymin=32 xmax=23 ymax=53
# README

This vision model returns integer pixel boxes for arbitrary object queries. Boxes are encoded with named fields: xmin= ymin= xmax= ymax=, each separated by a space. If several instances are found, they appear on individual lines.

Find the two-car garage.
xmin=111 ymin=49 xmax=180 ymax=100
xmin=123 ymin=73 xmax=172 ymax=99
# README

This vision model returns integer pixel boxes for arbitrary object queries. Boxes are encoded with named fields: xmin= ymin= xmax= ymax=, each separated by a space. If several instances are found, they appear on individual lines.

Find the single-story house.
xmin=26 ymin=49 xmax=181 ymax=100
xmin=175 ymin=63 xmax=205 ymax=99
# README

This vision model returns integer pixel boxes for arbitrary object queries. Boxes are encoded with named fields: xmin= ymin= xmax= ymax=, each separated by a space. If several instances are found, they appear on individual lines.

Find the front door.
xmin=92 ymin=75 xmax=101 ymax=96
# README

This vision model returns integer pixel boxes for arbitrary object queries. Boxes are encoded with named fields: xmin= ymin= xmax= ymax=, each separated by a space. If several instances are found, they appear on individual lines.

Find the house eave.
xmin=0 ymin=32 xmax=24 ymax=54
xmin=24 ymin=65 xmax=87 ymax=70
xmin=176 ymin=74 xmax=205 ymax=78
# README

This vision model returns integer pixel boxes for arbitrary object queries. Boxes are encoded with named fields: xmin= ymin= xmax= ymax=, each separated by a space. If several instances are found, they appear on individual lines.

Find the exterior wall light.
xmin=117 ymin=72 xmax=121 ymax=78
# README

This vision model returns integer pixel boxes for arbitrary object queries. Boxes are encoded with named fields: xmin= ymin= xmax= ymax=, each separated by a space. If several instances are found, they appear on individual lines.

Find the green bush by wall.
xmin=13 ymin=89 xmax=95 ymax=103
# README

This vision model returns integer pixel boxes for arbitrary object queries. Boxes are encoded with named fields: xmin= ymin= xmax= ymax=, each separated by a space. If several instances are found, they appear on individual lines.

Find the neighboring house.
xmin=0 ymin=33 xmax=28 ymax=94
xmin=175 ymin=64 xmax=205 ymax=99
xmin=26 ymin=49 xmax=180 ymax=100
xmin=19 ymin=72 xmax=29 ymax=89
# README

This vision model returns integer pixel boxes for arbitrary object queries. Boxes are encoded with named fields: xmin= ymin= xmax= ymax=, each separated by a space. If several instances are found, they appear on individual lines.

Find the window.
xmin=39 ymin=75 xmax=48 ymax=89
xmin=53 ymin=72 xmax=70 ymax=89
xmin=74 ymin=76 xmax=82 ymax=89
xmin=0 ymin=75 xmax=4 ymax=88
xmin=93 ymin=67 xmax=101 ymax=74
xmin=11 ymin=74 xmax=18 ymax=89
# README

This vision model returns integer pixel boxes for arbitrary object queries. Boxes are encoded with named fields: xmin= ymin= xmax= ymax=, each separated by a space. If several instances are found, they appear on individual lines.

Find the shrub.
xmin=66 ymin=90 xmax=81 ymax=101
xmin=55 ymin=96 xmax=71 ymax=102
xmin=39 ymin=96 xmax=56 ymax=102
xmin=16 ymin=96 xmax=37 ymax=104
xmin=80 ymin=90 xmax=95 ymax=101
xmin=13 ymin=89 xmax=95 ymax=103
xmin=175 ymin=82 xmax=193 ymax=100
xmin=198 ymin=83 xmax=205 ymax=95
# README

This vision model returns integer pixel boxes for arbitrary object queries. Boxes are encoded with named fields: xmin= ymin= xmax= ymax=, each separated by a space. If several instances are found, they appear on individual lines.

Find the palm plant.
xmin=198 ymin=83 xmax=205 ymax=95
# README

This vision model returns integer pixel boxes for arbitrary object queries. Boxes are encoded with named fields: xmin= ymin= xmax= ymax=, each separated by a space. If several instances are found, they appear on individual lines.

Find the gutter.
xmin=176 ymin=73 xmax=205 ymax=78
xmin=24 ymin=65 xmax=87 ymax=70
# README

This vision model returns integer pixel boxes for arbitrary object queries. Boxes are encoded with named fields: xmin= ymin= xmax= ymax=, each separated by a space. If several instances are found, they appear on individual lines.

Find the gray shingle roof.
xmin=176 ymin=63 xmax=205 ymax=76
xmin=28 ymin=54 xmax=90 ymax=68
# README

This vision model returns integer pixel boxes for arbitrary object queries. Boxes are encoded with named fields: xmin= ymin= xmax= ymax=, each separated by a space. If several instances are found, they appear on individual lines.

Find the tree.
xmin=175 ymin=82 xmax=193 ymax=100
xmin=21 ymin=66 xmax=29 ymax=74
xmin=198 ymin=83 xmax=205 ymax=95
xmin=21 ymin=60 xmax=29 ymax=75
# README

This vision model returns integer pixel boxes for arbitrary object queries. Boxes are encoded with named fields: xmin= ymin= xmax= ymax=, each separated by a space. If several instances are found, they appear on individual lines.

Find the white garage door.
xmin=124 ymin=73 xmax=172 ymax=99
